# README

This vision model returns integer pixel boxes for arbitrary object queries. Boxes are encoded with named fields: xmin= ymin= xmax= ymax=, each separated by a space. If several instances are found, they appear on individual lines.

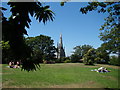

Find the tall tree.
xmin=80 ymin=2 xmax=120 ymax=59
xmin=83 ymin=48 xmax=96 ymax=65
xmin=72 ymin=44 xmax=93 ymax=58
xmin=95 ymin=46 xmax=110 ymax=64
xmin=26 ymin=35 xmax=56 ymax=62
xmin=2 ymin=1 xmax=54 ymax=71
xmin=71 ymin=44 xmax=93 ymax=62
xmin=70 ymin=54 xmax=80 ymax=63
xmin=81 ymin=45 xmax=93 ymax=57
xmin=72 ymin=46 xmax=82 ymax=59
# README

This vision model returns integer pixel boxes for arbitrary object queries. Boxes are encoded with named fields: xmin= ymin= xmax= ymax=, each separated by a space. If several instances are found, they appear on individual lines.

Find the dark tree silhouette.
xmin=1 ymin=1 xmax=54 ymax=71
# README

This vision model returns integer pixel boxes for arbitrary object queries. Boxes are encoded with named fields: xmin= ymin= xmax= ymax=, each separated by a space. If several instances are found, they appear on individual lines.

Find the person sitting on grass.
xmin=16 ymin=61 xmax=20 ymax=68
xmin=8 ymin=61 xmax=20 ymax=68
xmin=9 ymin=61 xmax=14 ymax=68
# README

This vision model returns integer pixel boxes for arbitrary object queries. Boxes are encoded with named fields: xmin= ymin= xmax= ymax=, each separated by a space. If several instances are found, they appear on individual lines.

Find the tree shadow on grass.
xmin=104 ymin=88 xmax=119 ymax=90
xmin=84 ymin=64 xmax=96 ymax=66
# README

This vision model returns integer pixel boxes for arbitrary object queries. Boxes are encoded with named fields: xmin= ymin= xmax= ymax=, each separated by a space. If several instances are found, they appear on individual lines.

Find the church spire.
xmin=57 ymin=34 xmax=66 ymax=59
xmin=59 ymin=34 xmax=63 ymax=48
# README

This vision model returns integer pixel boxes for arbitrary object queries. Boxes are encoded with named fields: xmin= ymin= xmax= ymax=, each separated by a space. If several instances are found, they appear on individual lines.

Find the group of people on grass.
xmin=91 ymin=67 xmax=111 ymax=73
xmin=9 ymin=61 xmax=20 ymax=68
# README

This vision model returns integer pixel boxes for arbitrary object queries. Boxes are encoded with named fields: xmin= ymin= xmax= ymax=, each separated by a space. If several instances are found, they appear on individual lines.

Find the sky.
xmin=2 ymin=2 xmax=109 ymax=56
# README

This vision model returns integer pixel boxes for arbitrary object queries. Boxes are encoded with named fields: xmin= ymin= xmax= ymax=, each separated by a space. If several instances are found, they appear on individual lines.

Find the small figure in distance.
xmin=9 ymin=61 xmax=14 ymax=68
xmin=16 ymin=61 xmax=20 ymax=68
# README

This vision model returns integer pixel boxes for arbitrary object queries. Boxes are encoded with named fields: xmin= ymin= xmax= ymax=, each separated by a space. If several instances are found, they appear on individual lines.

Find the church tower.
xmin=57 ymin=34 xmax=66 ymax=59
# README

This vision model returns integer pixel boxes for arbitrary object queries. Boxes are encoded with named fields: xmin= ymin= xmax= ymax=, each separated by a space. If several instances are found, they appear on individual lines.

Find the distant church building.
xmin=57 ymin=34 xmax=66 ymax=59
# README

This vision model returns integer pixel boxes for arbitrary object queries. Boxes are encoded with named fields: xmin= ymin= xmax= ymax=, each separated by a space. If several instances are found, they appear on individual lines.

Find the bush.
xmin=43 ymin=60 xmax=55 ymax=64
xmin=55 ymin=59 xmax=63 ymax=63
xmin=64 ymin=60 xmax=71 ymax=63
xmin=109 ymin=56 xmax=120 ymax=66
xmin=78 ymin=59 xmax=83 ymax=63
xmin=95 ymin=57 xmax=109 ymax=64
xmin=83 ymin=58 xmax=94 ymax=65
xmin=70 ymin=54 xmax=80 ymax=63
xmin=83 ymin=49 xmax=96 ymax=65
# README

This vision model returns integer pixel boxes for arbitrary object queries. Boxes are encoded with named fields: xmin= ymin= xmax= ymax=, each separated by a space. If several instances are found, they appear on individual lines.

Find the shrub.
xmin=83 ymin=49 xmax=96 ymax=65
xmin=43 ymin=60 xmax=55 ymax=64
xmin=95 ymin=57 xmax=109 ymax=64
xmin=70 ymin=54 xmax=80 ymax=63
xmin=109 ymin=56 xmax=120 ymax=66
xmin=55 ymin=59 xmax=63 ymax=63
xmin=64 ymin=60 xmax=71 ymax=63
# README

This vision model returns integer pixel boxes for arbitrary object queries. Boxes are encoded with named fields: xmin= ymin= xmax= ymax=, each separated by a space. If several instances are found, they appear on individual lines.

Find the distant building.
xmin=57 ymin=34 xmax=66 ymax=59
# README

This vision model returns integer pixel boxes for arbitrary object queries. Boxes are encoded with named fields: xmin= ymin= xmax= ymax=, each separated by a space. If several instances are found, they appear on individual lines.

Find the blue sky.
xmin=2 ymin=2 xmax=109 ymax=56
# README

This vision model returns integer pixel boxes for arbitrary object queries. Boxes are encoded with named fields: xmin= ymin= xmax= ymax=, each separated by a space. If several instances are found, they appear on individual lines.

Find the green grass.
xmin=2 ymin=63 xmax=120 ymax=88
xmin=0 ymin=64 xmax=2 ymax=89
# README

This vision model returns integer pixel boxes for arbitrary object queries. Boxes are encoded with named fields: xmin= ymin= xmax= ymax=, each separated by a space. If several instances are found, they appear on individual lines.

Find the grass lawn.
xmin=2 ymin=63 xmax=120 ymax=88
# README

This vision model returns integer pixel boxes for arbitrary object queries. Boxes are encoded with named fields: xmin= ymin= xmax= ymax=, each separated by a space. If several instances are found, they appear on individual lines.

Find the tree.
xmin=70 ymin=54 xmax=80 ymax=63
xmin=0 ymin=41 xmax=14 ymax=64
xmin=2 ymin=1 xmax=54 ymax=71
xmin=83 ymin=48 xmax=96 ymax=65
xmin=95 ymin=46 xmax=109 ymax=64
xmin=80 ymin=2 xmax=120 ymax=60
xmin=72 ymin=45 xmax=93 ymax=58
xmin=25 ymin=35 xmax=56 ymax=62
xmin=61 ymin=1 xmax=120 ymax=64
xmin=109 ymin=55 xmax=120 ymax=66
xmin=72 ymin=46 xmax=82 ymax=60
xmin=81 ymin=45 xmax=93 ymax=57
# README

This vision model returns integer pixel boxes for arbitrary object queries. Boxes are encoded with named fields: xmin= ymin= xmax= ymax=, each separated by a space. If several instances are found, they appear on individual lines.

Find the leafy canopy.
xmin=73 ymin=44 xmax=93 ymax=58
xmin=2 ymin=1 xmax=55 ymax=71
xmin=80 ymin=2 xmax=120 ymax=57
xmin=71 ymin=45 xmax=93 ymax=62
xmin=25 ymin=35 xmax=56 ymax=61
xmin=83 ymin=48 xmax=96 ymax=65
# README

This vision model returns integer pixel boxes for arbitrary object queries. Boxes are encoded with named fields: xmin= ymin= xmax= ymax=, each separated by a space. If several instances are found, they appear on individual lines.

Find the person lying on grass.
xmin=97 ymin=67 xmax=110 ymax=72
xmin=91 ymin=67 xmax=111 ymax=73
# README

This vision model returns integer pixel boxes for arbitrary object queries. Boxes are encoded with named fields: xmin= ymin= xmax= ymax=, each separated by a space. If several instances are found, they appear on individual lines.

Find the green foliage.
xmin=73 ymin=45 xmax=93 ymax=57
xmin=73 ymin=46 xmax=82 ymax=58
xmin=54 ymin=59 xmax=61 ymax=63
xmin=60 ymin=1 xmax=68 ymax=6
xmin=72 ymin=45 xmax=92 ymax=57
xmin=0 ymin=41 xmax=10 ymax=49
xmin=109 ymin=56 xmax=120 ymax=66
xmin=80 ymin=2 xmax=120 ymax=60
xmin=71 ymin=45 xmax=93 ymax=63
xmin=95 ymin=46 xmax=110 ymax=64
xmin=25 ymin=35 xmax=56 ymax=62
xmin=80 ymin=2 xmax=108 ymax=14
xmin=64 ymin=59 xmax=71 ymax=63
xmin=2 ymin=2 xmax=54 ymax=71
xmin=56 ymin=57 xmax=71 ymax=63
xmin=99 ymin=24 xmax=120 ymax=55
xmin=60 ymin=2 xmax=65 ymax=6
xmin=70 ymin=54 xmax=80 ymax=63
xmin=81 ymin=45 xmax=93 ymax=56
xmin=56 ymin=57 xmax=66 ymax=63
xmin=1 ymin=41 xmax=14 ymax=64
xmin=83 ymin=48 xmax=96 ymax=65
xmin=44 ymin=60 xmax=55 ymax=64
